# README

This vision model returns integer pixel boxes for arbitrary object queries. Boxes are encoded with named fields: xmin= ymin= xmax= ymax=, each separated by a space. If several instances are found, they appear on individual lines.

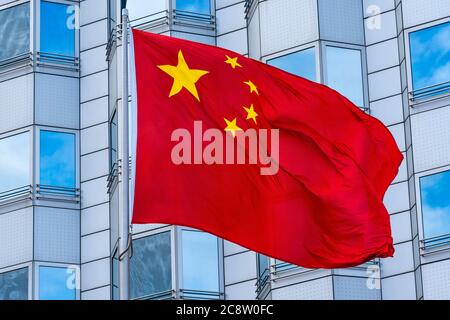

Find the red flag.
xmin=131 ymin=29 xmax=403 ymax=268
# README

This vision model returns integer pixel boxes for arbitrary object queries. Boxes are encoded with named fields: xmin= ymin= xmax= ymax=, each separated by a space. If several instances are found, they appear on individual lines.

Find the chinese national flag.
xmin=131 ymin=29 xmax=403 ymax=268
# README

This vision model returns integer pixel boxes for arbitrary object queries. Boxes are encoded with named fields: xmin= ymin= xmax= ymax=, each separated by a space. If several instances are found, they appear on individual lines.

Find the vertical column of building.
xmin=363 ymin=0 xmax=416 ymax=299
xmin=400 ymin=0 xmax=450 ymax=300
xmin=79 ymin=0 xmax=111 ymax=300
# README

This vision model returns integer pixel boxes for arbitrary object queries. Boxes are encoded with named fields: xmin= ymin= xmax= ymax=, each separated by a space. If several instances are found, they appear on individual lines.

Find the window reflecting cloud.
xmin=39 ymin=267 xmax=76 ymax=300
xmin=0 ymin=3 xmax=29 ymax=62
xmin=182 ymin=231 xmax=219 ymax=292
xmin=40 ymin=1 xmax=75 ymax=56
xmin=410 ymin=21 xmax=450 ymax=91
xmin=130 ymin=232 xmax=172 ymax=299
xmin=325 ymin=46 xmax=364 ymax=107
xmin=0 ymin=268 xmax=28 ymax=300
xmin=40 ymin=131 xmax=76 ymax=189
xmin=420 ymin=170 xmax=450 ymax=239
xmin=0 ymin=132 xmax=30 ymax=194
xmin=176 ymin=0 xmax=210 ymax=14
xmin=268 ymin=47 xmax=317 ymax=82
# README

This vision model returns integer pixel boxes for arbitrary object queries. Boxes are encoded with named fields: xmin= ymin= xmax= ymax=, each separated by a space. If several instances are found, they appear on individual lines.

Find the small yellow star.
xmin=224 ymin=117 xmax=242 ymax=137
xmin=225 ymin=55 xmax=242 ymax=69
xmin=243 ymin=104 xmax=258 ymax=124
xmin=157 ymin=50 xmax=209 ymax=102
xmin=244 ymin=80 xmax=259 ymax=95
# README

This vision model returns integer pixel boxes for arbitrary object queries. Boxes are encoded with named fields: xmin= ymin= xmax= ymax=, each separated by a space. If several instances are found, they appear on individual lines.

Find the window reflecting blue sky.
xmin=130 ymin=232 xmax=172 ymax=299
xmin=39 ymin=267 xmax=76 ymax=300
xmin=326 ymin=46 xmax=364 ymax=107
xmin=176 ymin=0 xmax=210 ymax=14
xmin=268 ymin=47 xmax=317 ymax=82
xmin=420 ymin=170 xmax=450 ymax=239
xmin=40 ymin=1 xmax=75 ymax=56
xmin=410 ymin=21 xmax=450 ymax=91
xmin=40 ymin=131 xmax=75 ymax=189
xmin=182 ymin=231 xmax=219 ymax=292
xmin=0 ymin=132 xmax=30 ymax=194
xmin=0 ymin=268 xmax=28 ymax=300
xmin=0 ymin=3 xmax=29 ymax=62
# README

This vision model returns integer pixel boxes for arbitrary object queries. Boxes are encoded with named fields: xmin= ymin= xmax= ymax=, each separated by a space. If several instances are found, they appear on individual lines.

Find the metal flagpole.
xmin=119 ymin=8 xmax=130 ymax=301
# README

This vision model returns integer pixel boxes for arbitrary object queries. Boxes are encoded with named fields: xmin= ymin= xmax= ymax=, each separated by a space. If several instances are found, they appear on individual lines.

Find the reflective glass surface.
xmin=0 ymin=132 xmax=30 ymax=194
xmin=110 ymin=111 xmax=118 ymax=170
xmin=176 ymin=0 xmax=210 ymax=14
xmin=0 ymin=3 xmax=29 ymax=62
xmin=182 ymin=231 xmax=219 ymax=292
xmin=40 ymin=1 xmax=75 ymax=56
xmin=410 ymin=21 xmax=450 ymax=92
xmin=39 ymin=266 xmax=76 ymax=300
xmin=40 ymin=131 xmax=76 ymax=189
xmin=420 ymin=170 xmax=450 ymax=239
xmin=130 ymin=232 xmax=172 ymax=299
xmin=325 ymin=46 xmax=364 ymax=107
xmin=267 ymin=47 xmax=317 ymax=82
xmin=0 ymin=268 xmax=28 ymax=300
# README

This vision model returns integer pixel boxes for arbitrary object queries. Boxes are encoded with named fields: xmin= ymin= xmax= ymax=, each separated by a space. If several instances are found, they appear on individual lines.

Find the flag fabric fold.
xmin=130 ymin=29 xmax=403 ymax=269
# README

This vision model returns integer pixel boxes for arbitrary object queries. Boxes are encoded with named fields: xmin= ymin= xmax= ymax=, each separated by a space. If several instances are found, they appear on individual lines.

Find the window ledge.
xmin=420 ymin=234 xmax=450 ymax=256
xmin=0 ymin=185 xmax=33 ymax=207
xmin=409 ymin=81 xmax=450 ymax=107
xmin=0 ymin=53 xmax=33 ymax=77
xmin=36 ymin=52 xmax=79 ymax=73
xmin=35 ymin=185 xmax=80 ymax=204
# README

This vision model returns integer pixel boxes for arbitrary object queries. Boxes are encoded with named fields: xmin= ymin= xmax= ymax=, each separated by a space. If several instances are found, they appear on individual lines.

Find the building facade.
xmin=0 ymin=0 xmax=449 ymax=300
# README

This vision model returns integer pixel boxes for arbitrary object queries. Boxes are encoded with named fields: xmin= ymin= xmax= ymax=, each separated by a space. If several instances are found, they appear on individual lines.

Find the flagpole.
xmin=119 ymin=8 xmax=130 ymax=301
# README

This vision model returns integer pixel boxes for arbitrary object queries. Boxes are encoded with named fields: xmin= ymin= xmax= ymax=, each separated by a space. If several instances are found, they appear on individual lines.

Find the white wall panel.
xmin=224 ymin=251 xmax=257 ymax=285
xmin=81 ymin=203 xmax=109 ymax=237
xmin=247 ymin=6 xmax=261 ymax=59
xmin=334 ymin=276 xmax=381 ymax=300
xmin=259 ymin=0 xmax=318 ymax=56
xmin=80 ymin=0 xmax=108 ymax=26
xmin=365 ymin=10 xmax=397 ymax=45
xmin=81 ymin=122 xmax=108 ymax=155
xmin=81 ymin=258 xmax=110 ymax=291
xmin=422 ymin=259 xmax=450 ymax=300
xmin=81 ymin=96 xmax=109 ymax=129
xmin=81 ymin=176 xmax=109 ymax=209
xmin=81 ymin=71 xmax=108 ymax=103
xmin=390 ymin=211 xmax=412 ymax=244
xmin=272 ymin=277 xmax=333 ymax=300
xmin=80 ymin=149 xmax=109 ymax=182
xmin=217 ymin=2 xmax=246 ymax=36
xmin=224 ymin=240 xmax=248 ymax=257
xmin=370 ymin=94 xmax=404 ymax=126
xmin=81 ymin=285 xmax=111 ymax=300
xmin=389 ymin=123 xmax=406 ymax=152
xmin=363 ymin=0 xmax=395 ymax=17
xmin=81 ymin=230 xmax=110 ymax=263
xmin=80 ymin=19 xmax=108 ymax=52
xmin=34 ymin=207 xmax=80 ymax=264
xmin=171 ymin=32 xmax=215 ymax=45
xmin=217 ymin=28 xmax=248 ymax=54
xmin=411 ymin=106 xmax=450 ymax=172
xmin=368 ymin=66 xmax=402 ymax=101
xmin=380 ymin=241 xmax=414 ymax=277
xmin=225 ymin=279 xmax=257 ymax=300
xmin=0 ymin=74 xmax=33 ymax=134
xmin=384 ymin=181 xmax=409 ymax=214
xmin=0 ymin=208 xmax=32 ymax=269
xmin=367 ymin=38 xmax=399 ymax=73
xmin=216 ymin=0 xmax=242 ymax=10
xmin=319 ymin=0 xmax=364 ymax=45
xmin=80 ymin=45 xmax=108 ymax=77
xmin=402 ymin=0 xmax=450 ymax=28
xmin=35 ymin=74 xmax=79 ymax=129
xmin=381 ymin=272 xmax=416 ymax=299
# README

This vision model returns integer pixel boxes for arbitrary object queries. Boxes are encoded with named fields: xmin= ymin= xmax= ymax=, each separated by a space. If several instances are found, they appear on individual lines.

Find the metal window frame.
xmin=34 ymin=262 xmax=80 ymax=300
xmin=404 ymin=17 xmax=450 ymax=107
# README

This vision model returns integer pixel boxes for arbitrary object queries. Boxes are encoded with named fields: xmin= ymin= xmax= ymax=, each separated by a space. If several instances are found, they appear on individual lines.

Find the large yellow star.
xmin=244 ymin=80 xmax=259 ymax=95
xmin=225 ymin=55 xmax=242 ymax=69
xmin=224 ymin=117 xmax=242 ymax=137
xmin=243 ymin=104 xmax=258 ymax=124
xmin=157 ymin=50 xmax=209 ymax=102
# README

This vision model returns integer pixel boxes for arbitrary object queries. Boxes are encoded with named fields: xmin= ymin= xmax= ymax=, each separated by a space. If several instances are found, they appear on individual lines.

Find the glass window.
xmin=420 ymin=170 xmax=450 ymax=239
xmin=0 ymin=268 xmax=28 ymax=300
xmin=0 ymin=132 xmax=30 ymax=194
xmin=181 ymin=230 xmax=219 ymax=293
xmin=40 ymin=130 xmax=76 ymax=190
xmin=257 ymin=254 xmax=269 ymax=279
xmin=39 ymin=266 xmax=76 ymax=300
xmin=325 ymin=46 xmax=365 ymax=107
xmin=0 ymin=3 xmax=30 ymax=62
xmin=40 ymin=1 xmax=75 ymax=57
xmin=176 ymin=0 xmax=211 ymax=15
xmin=267 ymin=47 xmax=317 ymax=82
xmin=130 ymin=232 xmax=172 ymax=299
xmin=409 ymin=21 xmax=450 ymax=93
